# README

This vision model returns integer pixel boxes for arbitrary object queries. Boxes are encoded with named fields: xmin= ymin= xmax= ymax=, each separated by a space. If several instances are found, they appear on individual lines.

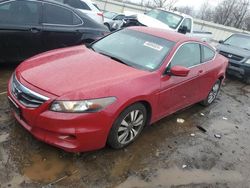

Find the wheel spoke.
xmin=118 ymin=126 xmax=127 ymax=132
xmin=133 ymin=110 xmax=139 ymax=122
xmin=131 ymin=128 xmax=138 ymax=136
xmin=133 ymin=119 xmax=143 ymax=127
xmin=121 ymin=120 xmax=129 ymax=127
xmin=130 ymin=111 xmax=135 ymax=122
xmin=118 ymin=131 xmax=129 ymax=143
xmin=129 ymin=130 xmax=134 ymax=141
xmin=134 ymin=114 xmax=143 ymax=124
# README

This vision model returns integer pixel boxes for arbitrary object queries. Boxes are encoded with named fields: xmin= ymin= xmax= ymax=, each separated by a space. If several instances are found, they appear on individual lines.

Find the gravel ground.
xmin=0 ymin=65 xmax=250 ymax=188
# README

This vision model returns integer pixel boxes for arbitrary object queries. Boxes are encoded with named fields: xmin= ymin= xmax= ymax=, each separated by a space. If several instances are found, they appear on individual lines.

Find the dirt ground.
xmin=0 ymin=65 xmax=250 ymax=188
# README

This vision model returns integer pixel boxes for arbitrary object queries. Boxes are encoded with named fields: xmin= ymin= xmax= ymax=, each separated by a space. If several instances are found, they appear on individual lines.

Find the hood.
xmin=17 ymin=46 xmax=148 ymax=97
xmin=217 ymin=44 xmax=250 ymax=58
xmin=124 ymin=11 xmax=171 ymax=30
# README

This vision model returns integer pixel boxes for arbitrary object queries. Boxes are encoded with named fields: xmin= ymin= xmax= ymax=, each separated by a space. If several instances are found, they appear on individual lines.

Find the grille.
xmin=11 ymin=75 xmax=49 ymax=108
xmin=219 ymin=51 xmax=244 ymax=62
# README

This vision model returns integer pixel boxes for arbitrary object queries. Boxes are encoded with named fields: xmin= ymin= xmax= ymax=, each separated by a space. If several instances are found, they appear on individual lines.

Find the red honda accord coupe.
xmin=8 ymin=27 xmax=228 ymax=152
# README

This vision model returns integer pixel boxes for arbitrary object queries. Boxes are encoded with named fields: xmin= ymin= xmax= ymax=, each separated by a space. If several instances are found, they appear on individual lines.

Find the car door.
xmin=158 ymin=43 xmax=204 ymax=118
xmin=199 ymin=44 xmax=217 ymax=97
xmin=178 ymin=18 xmax=192 ymax=34
xmin=0 ymin=0 xmax=42 ymax=62
xmin=41 ymin=2 xmax=83 ymax=51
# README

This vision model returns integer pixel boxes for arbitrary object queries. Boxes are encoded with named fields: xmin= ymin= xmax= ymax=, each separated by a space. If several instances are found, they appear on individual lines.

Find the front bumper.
xmin=8 ymin=79 xmax=114 ymax=153
xmin=227 ymin=62 xmax=250 ymax=79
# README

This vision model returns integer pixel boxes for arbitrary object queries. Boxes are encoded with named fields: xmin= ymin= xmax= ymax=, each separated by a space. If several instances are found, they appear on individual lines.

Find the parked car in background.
xmin=8 ymin=27 xmax=228 ymax=152
xmin=217 ymin=33 xmax=250 ymax=84
xmin=103 ymin=11 xmax=125 ymax=30
xmin=54 ymin=0 xmax=104 ymax=24
xmin=118 ymin=9 xmax=213 ymax=42
xmin=0 ymin=0 xmax=109 ymax=63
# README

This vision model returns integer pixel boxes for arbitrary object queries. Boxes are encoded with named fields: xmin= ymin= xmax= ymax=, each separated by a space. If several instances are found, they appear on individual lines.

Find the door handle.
xmin=30 ymin=28 xmax=41 ymax=33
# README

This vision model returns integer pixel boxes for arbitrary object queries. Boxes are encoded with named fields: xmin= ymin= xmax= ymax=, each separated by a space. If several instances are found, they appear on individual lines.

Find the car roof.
xmin=129 ymin=26 xmax=198 ymax=43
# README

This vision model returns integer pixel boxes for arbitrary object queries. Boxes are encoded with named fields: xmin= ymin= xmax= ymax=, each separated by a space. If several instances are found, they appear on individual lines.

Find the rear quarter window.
xmin=43 ymin=3 xmax=82 ymax=25
xmin=202 ymin=45 xmax=215 ymax=62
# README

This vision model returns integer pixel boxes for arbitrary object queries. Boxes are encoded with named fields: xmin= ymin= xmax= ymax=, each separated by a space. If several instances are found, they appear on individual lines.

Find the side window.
xmin=202 ymin=45 xmax=215 ymax=62
xmin=0 ymin=1 xmax=40 ymax=25
xmin=43 ymin=4 xmax=81 ymax=25
xmin=180 ymin=18 xmax=191 ymax=33
xmin=114 ymin=15 xmax=125 ymax=20
xmin=64 ymin=0 xmax=91 ymax=10
xmin=171 ymin=43 xmax=201 ymax=68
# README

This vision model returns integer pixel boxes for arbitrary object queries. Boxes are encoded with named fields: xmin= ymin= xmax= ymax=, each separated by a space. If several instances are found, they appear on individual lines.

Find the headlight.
xmin=245 ymin=59 xmax=250 ymax=64
xmin=50 ymin=97 xmax=116 ymax=113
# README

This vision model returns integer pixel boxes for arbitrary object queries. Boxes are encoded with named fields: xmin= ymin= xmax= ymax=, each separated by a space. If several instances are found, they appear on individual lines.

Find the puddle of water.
xmin=118 ymin=167 xmax=243 ymax=188
xmin=23 ymin=151 xmax=77 ymax=183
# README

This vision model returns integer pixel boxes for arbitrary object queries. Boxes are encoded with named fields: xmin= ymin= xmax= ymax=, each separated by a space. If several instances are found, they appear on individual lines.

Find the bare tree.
xmin=153 ymin=0 xmax=178 ymax=9
xmin=165 ymin=0 xmax=179 ymax=10
xmin=178 ymin=6 xmax=195 ymax=16
xmin=153 ymin=0 xmax=168 ymax=8
xmin=198 ymin=0 xmax=214 ymax=21
xmin=213 ymin=0 xmax=250 ymax=29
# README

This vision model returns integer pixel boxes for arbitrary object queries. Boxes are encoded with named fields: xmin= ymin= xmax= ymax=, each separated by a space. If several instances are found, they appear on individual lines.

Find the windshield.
xmin=146 ymin=9 xmax=183 ymax=29
xmin=224 ymin=34 xmax=250 ymax=50
xmin=103 ymin=11 xmax=118 ymax=19
xmin=91 ymin=29 xmax=175 ymax=71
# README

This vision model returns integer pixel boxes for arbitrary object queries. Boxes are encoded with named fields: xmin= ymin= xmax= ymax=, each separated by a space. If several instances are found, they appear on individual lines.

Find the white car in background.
xmin=55 ymin=0 xmax=104 ymax=24
xmin=103 ymin=11 xmax=125 ymax=30
xmin=123 ymin=9 xmax=213 ymax=42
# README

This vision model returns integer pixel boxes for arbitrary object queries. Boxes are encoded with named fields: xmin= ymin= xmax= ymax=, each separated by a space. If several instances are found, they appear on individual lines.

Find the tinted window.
xmin=92 ymin=29 xmax=175 ymax=71
xmin=114 ymin=15 xmax=125 ymax=20
xmin=93 ymin=3 xmax=100 ymax=11
xmin=0 ymin=1 xmax=40 ymax=25
xmin=171 ymin=43 xmax=201 ymax=67
xmin=64 ymin=0 xmax=90 ymax=10
xmin=224 ymin=34 xmax=250 ymax=50
xmin=43 ymin=4 xmax=81 ymax=25
xmin=202 ymin=46 xmax=215 ymax=62
xmin=180 ymin=18 xmax=191 ymax=33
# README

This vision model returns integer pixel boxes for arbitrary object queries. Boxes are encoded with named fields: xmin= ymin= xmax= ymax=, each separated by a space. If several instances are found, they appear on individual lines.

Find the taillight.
xmin=97 ymin=12 xmax=104 ymax=21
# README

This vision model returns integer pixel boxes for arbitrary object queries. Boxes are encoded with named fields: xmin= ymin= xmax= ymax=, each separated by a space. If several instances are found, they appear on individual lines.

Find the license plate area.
xmin=8 ymin=96 xmax=21 ymax=118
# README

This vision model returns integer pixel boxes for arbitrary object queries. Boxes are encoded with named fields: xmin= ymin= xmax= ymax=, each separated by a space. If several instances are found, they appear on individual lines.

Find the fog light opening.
xmin=58 ymin=134 xmax=76 ymax=140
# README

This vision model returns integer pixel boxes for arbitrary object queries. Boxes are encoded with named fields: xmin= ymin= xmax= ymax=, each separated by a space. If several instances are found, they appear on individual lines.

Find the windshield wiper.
xmin=99 ymin=52 xmax=131 ymax=67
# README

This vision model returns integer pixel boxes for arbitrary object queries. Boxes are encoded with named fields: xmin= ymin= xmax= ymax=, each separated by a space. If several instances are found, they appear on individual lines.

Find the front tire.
xmin=107 ymin=103 xmax=147 ymax=149
xmin=201 ymin=79 xmax=221 ymax=106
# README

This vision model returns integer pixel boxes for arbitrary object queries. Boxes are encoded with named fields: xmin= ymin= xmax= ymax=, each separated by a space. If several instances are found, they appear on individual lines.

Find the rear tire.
xmin=201 ymin=79 xmax=221 ymax=106
xmin=107 ymin=103 xmax=147 ymax=149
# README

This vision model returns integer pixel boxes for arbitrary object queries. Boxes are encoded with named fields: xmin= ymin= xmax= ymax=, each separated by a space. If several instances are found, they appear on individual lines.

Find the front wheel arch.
xmin=107 ymin=102 xmax=149 ymax=149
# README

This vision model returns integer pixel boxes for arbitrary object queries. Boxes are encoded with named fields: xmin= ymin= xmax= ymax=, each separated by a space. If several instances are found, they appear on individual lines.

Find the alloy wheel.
xmin=117 ymin=110 xmax=144 ymax=145
xmin=207 ymin=81 xmax=220 ymax=104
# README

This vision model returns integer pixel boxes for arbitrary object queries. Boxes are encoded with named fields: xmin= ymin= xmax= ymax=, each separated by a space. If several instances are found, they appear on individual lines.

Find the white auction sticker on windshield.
xmin=144 ymin=42 xmax=163 ymax=51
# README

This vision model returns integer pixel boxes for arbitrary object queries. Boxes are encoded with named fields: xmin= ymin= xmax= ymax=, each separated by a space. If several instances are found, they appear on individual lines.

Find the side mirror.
xmin=218 ymin=40 xmax=224 ymax=44
xmin=178 ymin=26 xmax=188 ymax=34
xmin=170 ymin=65 xmax=190 ymax=77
